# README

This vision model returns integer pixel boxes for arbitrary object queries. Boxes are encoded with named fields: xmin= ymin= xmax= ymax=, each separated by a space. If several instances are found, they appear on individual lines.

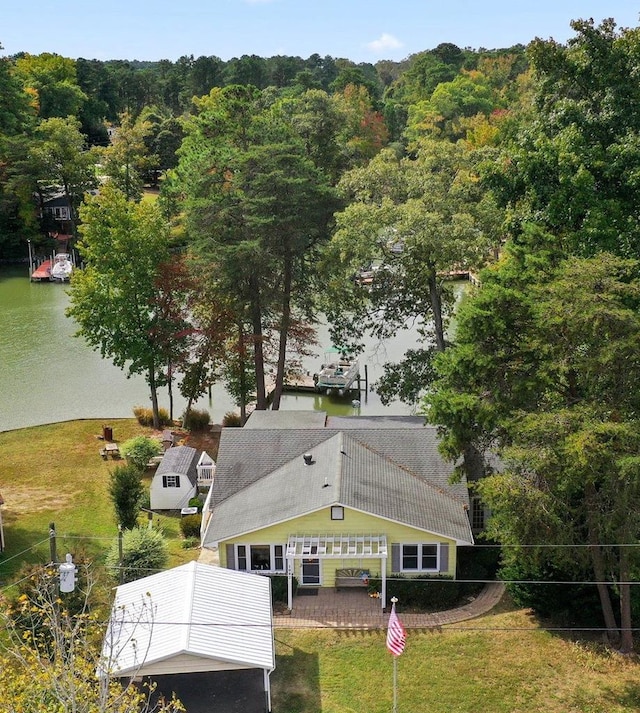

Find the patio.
xmin=273 ymin=582 xmax=504 ymax=629
xmin=197 ymin=546 xmax=504 ymax=630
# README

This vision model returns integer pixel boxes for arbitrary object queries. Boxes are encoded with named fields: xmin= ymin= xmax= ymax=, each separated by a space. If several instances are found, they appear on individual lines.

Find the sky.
xmin=2 ymin=1 xmax=638 ymax=64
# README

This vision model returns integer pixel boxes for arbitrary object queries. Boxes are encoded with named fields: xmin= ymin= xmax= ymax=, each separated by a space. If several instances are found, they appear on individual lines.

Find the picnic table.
xmin=100 ymin=443 xmax=120 ymax=459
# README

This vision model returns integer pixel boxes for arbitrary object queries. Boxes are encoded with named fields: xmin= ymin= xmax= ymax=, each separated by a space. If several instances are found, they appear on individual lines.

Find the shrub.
xmin=182 ymin=408 xmax=211 ymax=431
xmin=180 ymin=514 xmax=202 ymax=538
xmin=132 ymin=406 xmax=171 ymax=427
xmin=108 ymin=463 xmax=144 ymax=530
xmin=500 ymin=558 xmax=605 ymax=626
xmin=181 ymin=537 xmax=199 ymax=549
xmin=222 ymin=411 xmax=242 ymax=427
xmin=105 ymin=527 xmax=169 ymax=583
xmin=456 ymin=545 xmax=500 ymax=599
xmin=120 ymin=436 xmax=162 ymax=470
xmin=270 ymin=575 xmax=298 ymax=604
xmin=188 ymin=496 xmax=203 ymax=511
xmin=368 ymin=574 xmax=461 ymax=611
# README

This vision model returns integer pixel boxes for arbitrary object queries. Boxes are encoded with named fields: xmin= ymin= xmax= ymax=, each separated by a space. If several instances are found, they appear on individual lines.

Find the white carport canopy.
xmin=285 ymin=534 xmax=388 ymax=610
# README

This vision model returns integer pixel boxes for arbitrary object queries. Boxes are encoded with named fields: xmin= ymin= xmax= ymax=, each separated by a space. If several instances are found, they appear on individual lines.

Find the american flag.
xmin=386 ymin=602 xmax=406 ymax=656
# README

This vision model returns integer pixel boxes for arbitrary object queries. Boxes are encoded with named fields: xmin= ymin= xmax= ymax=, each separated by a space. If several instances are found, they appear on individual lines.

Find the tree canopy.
xmin=66 ymin=185 xmax=177 ymax=428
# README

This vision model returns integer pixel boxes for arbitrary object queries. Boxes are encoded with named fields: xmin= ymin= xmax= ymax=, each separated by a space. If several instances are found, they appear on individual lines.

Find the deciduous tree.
xmin=67 ymin=185 xmax=174 ymax=428
xmin=323 ymin=140 xmax=500 ymax=405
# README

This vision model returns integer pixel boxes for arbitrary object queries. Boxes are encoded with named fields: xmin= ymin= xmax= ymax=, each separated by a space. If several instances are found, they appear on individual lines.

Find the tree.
xmin=406 ymin=71 xmax=498 ymax=144
xmin=0 ymin=48 xmax=36 ymax=258
xmin=385 ymin=49 xmax=460 ymax=106
xmin=66 ymin=185 xmax=174 ymax=429
xmin=332 ymin=83 xmax=389 ymax=166
xmin=0 ymin=49 xmax=33 ymax=135
xmin=176 ymin=85 xmax=337 ymax=415
xmin=99 ymin=111 xmax=156 ymax=200
xmin=30 ymin=116 xmax=98 ymax=237
xmin=486 ymin=18 xmax=640 ymax=259
xmin=106 ymin=527 xmax=169 ymax=584
xmin=109 ymin=463 xmax=146 ymax=530
xmin=323 ymin=140 xmax=500 ymax=405
xmin=277 ymin=89 xmax=344 ymax=182
xmin=14 ymin=52 xmax=87 ymax=119
xmin=0 ymin=565 xmax=181 ymax=712
xmin=427 ymin=251 xmax=640 ymax=652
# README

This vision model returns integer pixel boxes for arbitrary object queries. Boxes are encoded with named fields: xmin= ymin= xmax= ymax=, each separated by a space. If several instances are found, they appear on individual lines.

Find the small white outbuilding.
xmin=150 ymin=445 xmax=200 ymax=510
xmin=102 ymin=561 xmax=275 ymax=712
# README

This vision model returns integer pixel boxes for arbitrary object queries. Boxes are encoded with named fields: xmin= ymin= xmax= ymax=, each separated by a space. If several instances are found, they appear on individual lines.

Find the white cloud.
xmin=366 ymin=33 xmax=404 ymax=54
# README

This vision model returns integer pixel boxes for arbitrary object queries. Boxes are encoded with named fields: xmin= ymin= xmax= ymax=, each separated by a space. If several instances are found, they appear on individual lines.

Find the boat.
xmin=50 ymin=253 xmax=73 ymax=282
xmin=313 ymin=348 xmax=360 ymax=396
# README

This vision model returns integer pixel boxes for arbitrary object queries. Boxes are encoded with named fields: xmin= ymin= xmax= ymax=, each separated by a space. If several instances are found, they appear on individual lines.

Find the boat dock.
xmin=269 ymin=367 xmax=368 ymax=397
xmin=30 ymin=259 xmax=53 ymax=282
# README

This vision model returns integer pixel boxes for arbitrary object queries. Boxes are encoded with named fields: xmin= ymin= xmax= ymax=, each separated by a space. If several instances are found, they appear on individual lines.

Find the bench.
xmin=335 ymin=568 xmax=370 ymax=590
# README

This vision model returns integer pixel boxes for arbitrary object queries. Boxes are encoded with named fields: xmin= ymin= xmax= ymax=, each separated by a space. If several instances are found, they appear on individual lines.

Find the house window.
xmin=162 ymin=475 xmax=180 ymax=488
xmin=331 ymin=505 xmax=344 ymax=520
xmin=46 ymin=207 xmax=70 ymax=220
xmin=401 ymin=543 xmax=439 ymax=572
xmin=235 ymin=544 xmax=286 ymax=573
xmin=470 ymin=495 xmax=486 ymax=531
xmin=237 ymin=545 xmax=247 ymax=570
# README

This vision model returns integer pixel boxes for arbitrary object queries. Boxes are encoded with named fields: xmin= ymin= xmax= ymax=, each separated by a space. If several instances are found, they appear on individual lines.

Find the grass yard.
xmin=273 ymin=605 xmax=640 ymax=712
xmin=0 ymin=419 xmax=201 ymax=585
xmin=2 ymin=420 xmax=640 ymax=711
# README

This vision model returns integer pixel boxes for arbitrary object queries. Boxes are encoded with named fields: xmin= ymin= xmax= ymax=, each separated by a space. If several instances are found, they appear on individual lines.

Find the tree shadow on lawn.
xmin=606 ymin=681 xmax=640 ymax=709
xmin=272 ymin=646 xmax=321 ymax=713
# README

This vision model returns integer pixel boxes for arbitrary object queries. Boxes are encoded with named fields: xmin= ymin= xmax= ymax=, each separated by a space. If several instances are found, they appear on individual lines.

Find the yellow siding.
xmin=218 ymin=506 xmax=458 ymax=584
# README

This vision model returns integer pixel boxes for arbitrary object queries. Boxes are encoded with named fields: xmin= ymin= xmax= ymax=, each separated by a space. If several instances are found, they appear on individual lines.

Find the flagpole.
xmin=393 ymin=653 xmax=398 ymax=713
xmin=387 ymin=596 xmax=405 ymax=713
xmin=391 ymin=596 xmax=398 ymax=713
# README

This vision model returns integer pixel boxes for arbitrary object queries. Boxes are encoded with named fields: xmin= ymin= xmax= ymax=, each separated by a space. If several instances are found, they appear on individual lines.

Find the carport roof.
xmin=102 ymin=561 xmax=274 ymax=678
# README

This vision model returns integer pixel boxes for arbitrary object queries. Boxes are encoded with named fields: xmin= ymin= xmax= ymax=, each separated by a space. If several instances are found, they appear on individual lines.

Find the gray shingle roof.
xmin=245 ymin=410 xmax=327 ymax=429
xmin=156 ymin=445 xmax=200 ymax=486
xmin=204 ymin=428 xmax=472 ymax=545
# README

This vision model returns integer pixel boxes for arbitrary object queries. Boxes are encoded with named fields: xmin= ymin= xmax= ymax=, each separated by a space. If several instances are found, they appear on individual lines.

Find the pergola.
xmin=285 ymin=534 xmax=388 ymax=610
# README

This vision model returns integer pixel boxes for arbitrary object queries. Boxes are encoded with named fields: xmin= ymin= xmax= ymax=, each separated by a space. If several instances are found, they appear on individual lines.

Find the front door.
xmin=301 ymin=558 xmax=320 ymax=585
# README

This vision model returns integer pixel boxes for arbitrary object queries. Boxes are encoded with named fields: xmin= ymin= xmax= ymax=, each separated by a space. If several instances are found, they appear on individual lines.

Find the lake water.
xmin=0 ymin=266 xmax=459 ymax=432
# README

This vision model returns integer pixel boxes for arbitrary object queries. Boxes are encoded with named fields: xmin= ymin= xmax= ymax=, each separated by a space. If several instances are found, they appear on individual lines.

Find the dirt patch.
xmin=148 ymin=426 xmax=221 ymax=459
xmin=2 ymin=486 xmax=79 ymax=519
xmin=184 ymin=429 xmax=221 ymax=459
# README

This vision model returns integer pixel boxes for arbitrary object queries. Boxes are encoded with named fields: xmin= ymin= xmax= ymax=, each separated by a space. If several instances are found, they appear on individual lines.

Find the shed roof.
xmin=102 ymin=561 xmax=274 ymax=678
xmin=156 ymin=445 xmax=199 ymax=486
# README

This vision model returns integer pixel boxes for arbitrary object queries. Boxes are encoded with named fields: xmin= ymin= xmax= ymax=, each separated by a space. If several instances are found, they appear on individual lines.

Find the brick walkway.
xmin=273 ymin=582 xmax=505 ymax=630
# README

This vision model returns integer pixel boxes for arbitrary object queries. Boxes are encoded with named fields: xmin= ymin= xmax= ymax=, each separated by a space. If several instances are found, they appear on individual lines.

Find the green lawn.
xmin=2 ymin=420 xmax=639 ymax=712
xmin=273 ymin=606 xmax=640 ymax=712
xmin=0 ymin=419 xmax=198 ymax=584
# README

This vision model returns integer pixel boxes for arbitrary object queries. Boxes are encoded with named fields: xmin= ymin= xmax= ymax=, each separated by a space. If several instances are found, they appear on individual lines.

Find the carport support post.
xmin=287 ymin=557 xmax=293 ymax=610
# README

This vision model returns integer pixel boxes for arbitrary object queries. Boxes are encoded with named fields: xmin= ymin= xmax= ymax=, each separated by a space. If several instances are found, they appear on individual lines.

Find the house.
xmin=201 ymin=413 xmax=474 ymax=610
xmin=101 ymin=561 xmax=275 ymax=713
xmin=37 ymin=189 xmax=75 ymax=238
xmin=150 ymin=445 xmax=200 ymax=510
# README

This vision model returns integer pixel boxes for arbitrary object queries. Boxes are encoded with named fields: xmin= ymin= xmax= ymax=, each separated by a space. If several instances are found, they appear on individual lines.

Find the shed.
xmin=101 ymin=561 xmax=275 ymax=712
xmin=150 ymin=445 xmax=199 ymax=510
